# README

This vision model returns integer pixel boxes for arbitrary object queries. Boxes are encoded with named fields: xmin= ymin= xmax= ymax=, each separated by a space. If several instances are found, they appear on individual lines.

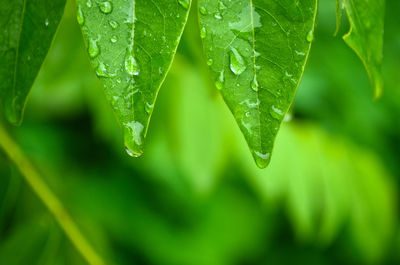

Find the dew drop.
xmin=110 ymin=35 xmax=118 ymax=43
xmin=95 ymin=62 xmax=109 ymax=77
xmin=88 ymin=38 xmax=99 ymax=58
xmin=86 ymin=0 xmax=92 ymax=8
xmin=77 ymin=6 xmax=85 ymax=25
xmin=99 ymin=1 xmax=113 ymax=14
xmin=199 ymin=6 xmax=208 ymax=15
xmin=109 ymin=20 xmax=119 ymax=29
xmin=251 ymin=76 xmax=259 ymax=92
xmin=229 ymin=48 xmax=246 ymax=75
xmin=178 ymin=0 xmax=189 ymax=9
xmin=270 ymin=105 xmax=284 ymax=119
xmin=207 ymin=58 xmax=213 ymax=66
xmin=218 ymin=1 xmax=227 ymax=10
xmin=145 ymin=102 xmax=154 ymax=114
xmin=306 ymin=29 xmax=313 ymax=42
xmin=200 ymin=27 xmax=207 ymax=39
xmin=215 ymin=70 xmax=224 ymax=90
xmin=214 ymin=13 xmax=223 ymax=19
xmin=125 ymin=50 xmax=139 ymax=76
xmin=45 ymin=18 xmax=49 ymax=27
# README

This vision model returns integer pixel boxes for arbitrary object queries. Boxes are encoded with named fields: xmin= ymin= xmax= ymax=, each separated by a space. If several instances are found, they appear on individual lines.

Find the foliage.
xmin=0 ymin=0 xmax=399 ymax=265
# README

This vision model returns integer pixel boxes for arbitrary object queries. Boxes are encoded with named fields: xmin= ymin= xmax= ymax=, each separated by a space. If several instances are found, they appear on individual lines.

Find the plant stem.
xmin=0 ymin=123 xmax=106 ymax=265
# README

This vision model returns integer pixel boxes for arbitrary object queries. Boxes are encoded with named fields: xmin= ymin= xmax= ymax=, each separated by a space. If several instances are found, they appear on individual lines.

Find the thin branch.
xmin=0 ymin=122 xmax=106 ymax=265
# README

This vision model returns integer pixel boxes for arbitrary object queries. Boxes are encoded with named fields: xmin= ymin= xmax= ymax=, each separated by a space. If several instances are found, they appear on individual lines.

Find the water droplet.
xmin=251 ymin=76 xmax=259 ymax=92
xmin=99 ymin=1 xmax=113 ymax=14
xmin=109 ymin=20 xmax=119 ymax=29
xmin=200 ymin=27 xmax=207 ymax=39
xmin=145 ymin=102 xmax=154 ymax=114
xmin=284 ymin=113 xmax=292 ymax=122
xmin=214 ymin=13 xmax=222 ymax=19
xmin=218 ymin=1 xmax=227 ymax=10
xmin=178 ymin=0 xmax=189 ymax=9
xmin=229 ymin=48 xmax=246 ymax=75
xmin=95 ymin=62 xmax=109 ymax=77
xmin=110 ymin=35 xmax=118 ymax=43
xmin=306 ymin=29 xmax=313 ymax=42
xmin=125 ymin=147 xmax=141 ymax=157
xmin=124 ymin=121 xmax=145 ymax=157
xmin=125 ymin=50 xmax=139 ymax=76
xmin=199 ymin=6 xmax=207 ymax=15
xmin=77 ymin=6 xmax=85 ymax=25
xmin=86 ymin=0 xmax=92 ymax=8
xmin=116 ymin=78 xmax=122 ymax=84
xmin=215 ymin=70 xmax=224 ymax=90
xmin=270 ymin=105 xmax=284 ymax=119
xmin=207 ymin=58 xmax=213 ymax=66
xmin=253 ymin=151 xmax=271 ymax=168
xmin=45 ymin=18 xmax=49 ymax=27
xmin=88 ymin=38 xmax=99 ymax=58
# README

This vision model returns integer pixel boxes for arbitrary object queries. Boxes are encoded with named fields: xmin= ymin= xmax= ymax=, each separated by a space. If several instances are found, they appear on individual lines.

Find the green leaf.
xmin=0 ymin=0 xmax=67 ymax=125
xmin=77 ymin=0 xmax=192 ymax=157
xmin=199 ymin=0 xmax=318 ymax=168
xmin=342 ymin=0 xmax=385 ymax=98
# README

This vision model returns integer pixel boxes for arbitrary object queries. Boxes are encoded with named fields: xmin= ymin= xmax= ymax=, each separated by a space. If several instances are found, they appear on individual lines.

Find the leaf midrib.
xmin=12 ymin=0 xmax=27 ymax=104
xmin=249 ymin=0 xmax=263 ymax=153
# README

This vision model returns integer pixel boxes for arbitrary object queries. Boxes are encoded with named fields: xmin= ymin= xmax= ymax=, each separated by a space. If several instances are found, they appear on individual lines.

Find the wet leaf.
xmin=77 ymin=0 xmax=192 ymax=157
xmin=0 ymin=0 xmax=67 ymax=125
xmin=199 ymin=0 xmax=318 ymax=168
xmin=341 ymin=0 xmax=385 ymax=98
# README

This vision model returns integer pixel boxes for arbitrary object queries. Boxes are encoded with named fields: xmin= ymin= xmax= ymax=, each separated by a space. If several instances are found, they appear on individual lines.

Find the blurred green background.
xmin=0 ymin=0 xmax=399 ymax=264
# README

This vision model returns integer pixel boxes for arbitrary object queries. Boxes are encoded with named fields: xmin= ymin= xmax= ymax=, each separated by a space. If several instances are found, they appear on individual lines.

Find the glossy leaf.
xmin=199 ymin=0 xmax=318 ymax=168
xmin=0 ymin=0 xmax=67 ymax=125
xmin=341 ymin=0 xmax=385 ymax=98
xmin=77 ymin=0 xmax=192 ymax=157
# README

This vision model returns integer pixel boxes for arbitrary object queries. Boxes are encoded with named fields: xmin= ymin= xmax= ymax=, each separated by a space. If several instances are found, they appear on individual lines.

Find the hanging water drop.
xmin=229 ymin=48 xmax=246 ymax=75
xmin=99 ymin=1 xmax=113 ymax=14
xmin=88 ymin=38 xmax=99 ymax=58
xmin=178 ymin=0 xmax=189 ymax=9
xmin=253 ymin=150 xmax=271 ymax=168
xmin=44 ymin=18 xmax=49 ymax=27
xmin=123 ymin=121 xmax=144 ymax=158
xmin=207 ymin=58 xmax=213 ymax=66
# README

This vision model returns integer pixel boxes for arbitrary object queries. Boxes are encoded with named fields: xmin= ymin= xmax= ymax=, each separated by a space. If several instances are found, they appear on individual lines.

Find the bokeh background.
xmin=0 ymin=0 xmax=399 ymax=264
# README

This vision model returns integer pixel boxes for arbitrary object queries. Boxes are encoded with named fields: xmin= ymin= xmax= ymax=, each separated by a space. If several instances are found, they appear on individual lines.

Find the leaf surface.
xmin=77 ymin=0 xmax=192 ymax=157
xmin=341 ymin=0 xmax=385 ymax=98
xmin=0 ymin=0 xmax=66 ymax=125
xmin=199 ymin=0 xmax=317 ymax=168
